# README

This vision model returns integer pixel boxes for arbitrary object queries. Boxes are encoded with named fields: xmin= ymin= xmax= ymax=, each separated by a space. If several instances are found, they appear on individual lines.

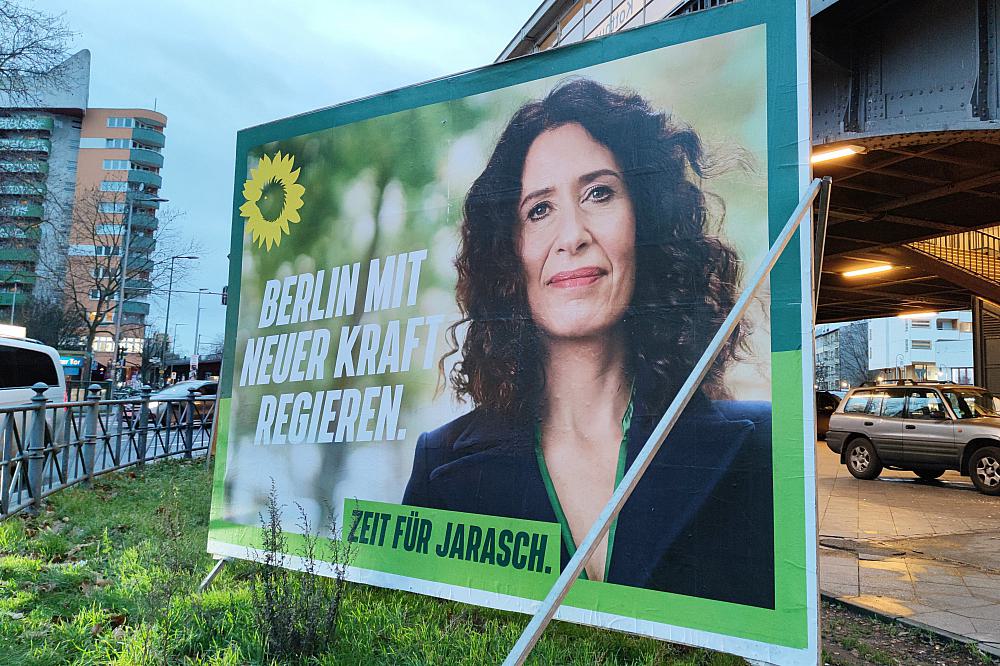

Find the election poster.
xmin=209 ymin=1 xmax=816 ymax=662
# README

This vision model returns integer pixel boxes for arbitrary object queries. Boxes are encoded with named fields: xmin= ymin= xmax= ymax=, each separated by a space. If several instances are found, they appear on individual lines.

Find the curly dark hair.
xmin=444 ymin=78 xmax=746 ymax=417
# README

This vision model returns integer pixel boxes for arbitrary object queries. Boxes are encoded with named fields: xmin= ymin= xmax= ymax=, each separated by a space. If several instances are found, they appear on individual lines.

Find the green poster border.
xmin=212 ymin=0 xmax=811 ymax=651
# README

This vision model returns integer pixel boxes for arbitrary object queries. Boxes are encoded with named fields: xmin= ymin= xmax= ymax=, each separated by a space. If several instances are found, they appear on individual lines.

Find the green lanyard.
xmin=533 ymin=396 xmax=634 ymax=582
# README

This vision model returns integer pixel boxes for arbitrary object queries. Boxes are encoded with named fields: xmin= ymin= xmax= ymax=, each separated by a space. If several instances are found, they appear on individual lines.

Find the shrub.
xmin=250 ymin=481 xmax=357 ymax=662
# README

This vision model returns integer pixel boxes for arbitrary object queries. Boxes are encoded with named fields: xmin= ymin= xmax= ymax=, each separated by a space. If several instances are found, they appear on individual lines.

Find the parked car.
xmin=147 ymin=380 xmax=218 ymax=426
xmin=0 ymin=335 xmax=66 ymax=408
xmin=815 ymin=390 xmax=842 ymax=439
xmin=825 ymin=381 xmax=1000 ymax=495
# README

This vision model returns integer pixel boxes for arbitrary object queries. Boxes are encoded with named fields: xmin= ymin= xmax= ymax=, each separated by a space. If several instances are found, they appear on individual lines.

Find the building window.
xmin=936 ymin=319 xmax=957 ymax=330
xmin=910 ymin=320 xmax=930 ymax=328
xmin=912 ymin=340 xmax=932 ymax=350
xmin=952 ymin=367 xmax=974 ymax=384
xmin=88 ymin=289 xmax=118 ymax=301
xmin=107 ymin=117 xmax=135 ymax=128
xmin=960 ymin=321 xmax=973 ymax=333
xmin=96 ymin=224 xmax=125 ymax=235
xmin=105 ymin=138 xmax=129 ymax=149
xmin=131 ymin=140 xmax=161 ymax=153
xmin=91 ymin=266 xmax=111 ymax=278
xmin=103 ymin=159 xmax=129 ymax=170
xmin=100 ymin=180 xmax=128 ymax=192
xmin=95 ymin=245 xmax=120 ymax=256
xmin=99 ymin=202 xmax=127 ymax=214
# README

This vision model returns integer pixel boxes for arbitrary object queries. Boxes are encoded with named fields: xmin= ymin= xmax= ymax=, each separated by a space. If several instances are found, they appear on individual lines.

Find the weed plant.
xmin=249 ymin=481 xmax=356 ymax=663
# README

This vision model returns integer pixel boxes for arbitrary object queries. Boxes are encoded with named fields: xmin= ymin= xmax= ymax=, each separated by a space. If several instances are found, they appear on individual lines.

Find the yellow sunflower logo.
xmin=239 ymin=151 xmax=305 ymax=250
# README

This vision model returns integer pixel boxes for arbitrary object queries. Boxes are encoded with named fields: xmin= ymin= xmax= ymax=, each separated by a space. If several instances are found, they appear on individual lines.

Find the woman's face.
xmin=517 ymin=123 xmax=636 ymax=341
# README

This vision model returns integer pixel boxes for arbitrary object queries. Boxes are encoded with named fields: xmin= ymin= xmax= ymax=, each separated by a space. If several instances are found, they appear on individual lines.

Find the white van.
xmin=0 ymin=335 xmax=66 ymax=409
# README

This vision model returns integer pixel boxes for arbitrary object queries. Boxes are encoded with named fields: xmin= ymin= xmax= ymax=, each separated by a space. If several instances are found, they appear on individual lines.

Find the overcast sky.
xmin=35 ymin=0 xmax=539 ymax=357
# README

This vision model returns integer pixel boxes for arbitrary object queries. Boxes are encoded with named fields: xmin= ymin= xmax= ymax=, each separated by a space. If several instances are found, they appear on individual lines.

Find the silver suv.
xmin=826 ymin=381 xmax=1000 ymax=495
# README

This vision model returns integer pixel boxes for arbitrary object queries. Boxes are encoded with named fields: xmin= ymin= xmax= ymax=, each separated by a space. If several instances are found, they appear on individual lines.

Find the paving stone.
xmin=968 ymin=587 xmax=1000 ymax=603
xmin=911 ymin=581 xmax=975 ymax=596
xmin=906 ymin=610 xmax=978 ymax=635
xmin=958 ymin=605 xmax=1000 ymax=621
xmin=915 ymin=594 xmax=997 ymax=611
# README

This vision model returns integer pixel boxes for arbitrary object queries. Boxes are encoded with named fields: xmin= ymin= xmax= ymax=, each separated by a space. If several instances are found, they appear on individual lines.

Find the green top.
xmin=533 ymin=396 xmax=634 ymax=582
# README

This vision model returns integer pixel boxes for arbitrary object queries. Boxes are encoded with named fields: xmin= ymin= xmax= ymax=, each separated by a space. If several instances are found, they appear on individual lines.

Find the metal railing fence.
xmin=908 ymin=229 xmax=1000 ymax=284
xmin=0 ymin=383 xmax=217 ymax=520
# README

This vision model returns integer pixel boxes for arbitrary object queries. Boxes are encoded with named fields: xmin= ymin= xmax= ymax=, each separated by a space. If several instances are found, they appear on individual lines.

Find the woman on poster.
xmin=403 ymin=78 xmax=774 ymax=608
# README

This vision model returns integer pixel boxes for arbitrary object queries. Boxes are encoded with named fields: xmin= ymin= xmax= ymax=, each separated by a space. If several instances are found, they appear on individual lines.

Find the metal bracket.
xmin=198 ymin=556 xmax=230 ymax=593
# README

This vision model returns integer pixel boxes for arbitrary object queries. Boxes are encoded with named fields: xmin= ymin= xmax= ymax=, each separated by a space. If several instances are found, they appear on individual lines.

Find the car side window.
xmin=905 ymin=389 xmax=947 ymax=420
xmin=881 ymin=390 xmax=907 ymax=418
xmin=865 ymin=392 xmax=887 ymax=415
xmin=843 ymin=392 xmax=870 ymax=413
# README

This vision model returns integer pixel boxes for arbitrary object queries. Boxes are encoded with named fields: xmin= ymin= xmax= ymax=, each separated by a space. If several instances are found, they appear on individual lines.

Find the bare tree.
xmin=200 ymin=334 xmax=225 ymax=357
xmin=839 ymin=322 xmax=872 ymax=387
xmin=36 ymin=186 xmax=197 ymax=381
xmin=0 ymin=1 xmax=75 ymax=105
xmin=22 ymin=292 xmax=84 ymax=348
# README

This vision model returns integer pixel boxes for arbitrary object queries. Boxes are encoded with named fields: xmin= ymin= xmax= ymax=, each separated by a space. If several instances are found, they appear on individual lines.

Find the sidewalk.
xmin=816 ymin=441 xmax=1000 ymax=657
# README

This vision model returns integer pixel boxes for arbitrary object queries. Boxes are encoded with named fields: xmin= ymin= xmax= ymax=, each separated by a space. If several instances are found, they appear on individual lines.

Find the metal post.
xmin=198 ymin=556 xmax=230 ymax=593
xmin=502 ymin=178 xmax=824 ymax=666
xmin=184 ymin=386 xmax=196 ymax=459
xmin=110 ymin=200 xmax=136 ymax=387
xmin=82 ymin=384 xmax=101 ymax=486
xmin=1 ymin=414 xmax=14 ymax=516
xmin=25 ymin=383 xmax=49 ymax=515
xmin=813 ymin=176 xmax=832 ymax=319
xmin=162 ymin=258 xmax=177 ymax=386
xmin=193 ymin=288 xmax=207 ymax=363
xmin=9 ymin=280 xmax=18 ymax=325
xmin=137 ymin=384 xmax=151 ymax=468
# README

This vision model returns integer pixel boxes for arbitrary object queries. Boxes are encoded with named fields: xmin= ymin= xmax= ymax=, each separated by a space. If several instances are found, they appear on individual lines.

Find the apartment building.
xmin=72 ymin=108 xmax=167 ymax=374
xmin=869 ymin=311 xmax=974 ymax=384
xmin=0 ymin=50 xmax=167 ymax=380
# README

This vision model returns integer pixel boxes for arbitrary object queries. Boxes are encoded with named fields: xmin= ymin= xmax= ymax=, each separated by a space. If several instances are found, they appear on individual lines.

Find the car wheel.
xmin=969 ymin=446 xmax=1000 ymax=496
xmin=914 ymin=468 xmax=945 ymax=480
xmin=845 ymin=437 xmax=883 ymax=480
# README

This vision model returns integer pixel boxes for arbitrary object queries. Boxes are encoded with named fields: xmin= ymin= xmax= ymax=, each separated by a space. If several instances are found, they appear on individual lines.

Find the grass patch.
xmin=0 ymin=460 xmax=743 ymax=665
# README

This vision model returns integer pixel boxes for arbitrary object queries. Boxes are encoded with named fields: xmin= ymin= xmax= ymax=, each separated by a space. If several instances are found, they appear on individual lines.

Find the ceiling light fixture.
xmin=842 ymin=264 xmax=893 ymax=278
xmin=812 ymin=144 xmax=867 ymax=164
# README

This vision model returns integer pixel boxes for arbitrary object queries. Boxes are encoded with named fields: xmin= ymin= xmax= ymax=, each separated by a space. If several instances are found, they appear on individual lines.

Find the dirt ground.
xmin=822 ymin=600 xmax=998 ymax=666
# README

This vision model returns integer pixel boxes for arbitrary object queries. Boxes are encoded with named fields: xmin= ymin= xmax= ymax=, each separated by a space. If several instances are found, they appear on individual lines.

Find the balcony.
xmin=0 ymin=161 xmax=48 ymax=174
xmin=0 ymin=182 xmax=46 ymax=196
xmin=127 ymin=169 xmax=162 ymax=189
xmin=129 ymin=257 xmax=154 ymax=271
xmin=0 ymin=116 xmax=53 ymax=131
xmin=0 ymin=291 xmax=30 ymax=307
xmin=130 ymin=213 xmax=158 ymax=231
xmin=0 ymin=138 xmax=50 ymax=153
xmin=125 ymin=277 xmax=152 ymax=291
xmin=0 ymin=203 xmax=43 ymax=219
xmin=0 ymin=272 xmax=37 ymax=285
xmin=131 ymin=126 xmax=165 ymax=148
xmin=130 ymin=147 xmax=164 ymax=168
xmin=128 ymin=235 xmax=155 ymax=252
xmin=122 ymin=300 xmax=150 ymax=315
xmin=0 ymin=247 xmax=38 ymax=262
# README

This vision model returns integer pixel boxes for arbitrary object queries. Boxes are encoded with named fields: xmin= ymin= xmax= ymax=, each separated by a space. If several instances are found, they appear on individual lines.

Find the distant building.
xmin=0 ymin=50 xmax=90 ymax=315
xmin=73 ymin=107 xmax=167 ymax=374
xmin=815 ymin=321 xmax=869 ymax=391
xmin=868 ymin=311 xmax=974 ymax=384
xmin=0 ymin=50 xmax=167 ymax=380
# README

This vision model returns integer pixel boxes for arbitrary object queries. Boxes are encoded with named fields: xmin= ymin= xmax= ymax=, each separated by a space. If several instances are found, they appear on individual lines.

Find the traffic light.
xmin=221 ymin=285 xmax=228 ymax=305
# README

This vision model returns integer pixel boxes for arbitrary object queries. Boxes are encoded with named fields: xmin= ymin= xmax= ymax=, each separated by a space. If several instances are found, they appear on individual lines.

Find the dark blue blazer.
xmin=403 ymin=382 xmax=775 ymax=609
